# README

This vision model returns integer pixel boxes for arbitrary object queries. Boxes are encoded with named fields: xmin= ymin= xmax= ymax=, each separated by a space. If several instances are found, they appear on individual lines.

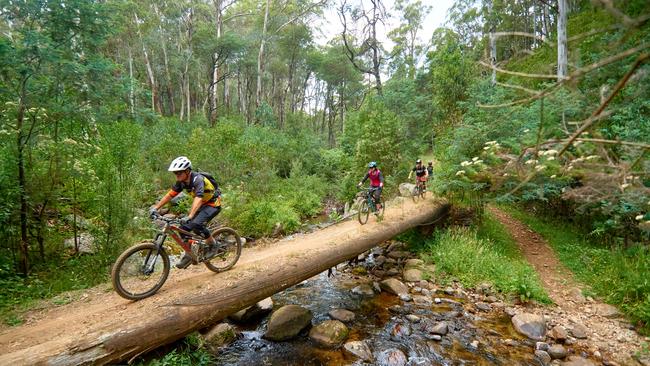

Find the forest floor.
xmin=489 ymin=206 xmax=648 ymax=365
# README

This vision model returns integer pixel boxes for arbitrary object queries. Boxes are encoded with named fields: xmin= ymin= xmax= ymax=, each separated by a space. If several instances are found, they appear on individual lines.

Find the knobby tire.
xmin=204 ymin=227 xmax=242 ymax=272
xmin=112 ymin=243 xmax=170 ymax=301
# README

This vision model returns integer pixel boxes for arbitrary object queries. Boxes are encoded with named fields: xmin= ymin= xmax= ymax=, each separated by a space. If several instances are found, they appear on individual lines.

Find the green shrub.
xmin=419 ymin=223 xmax=549 ymax=303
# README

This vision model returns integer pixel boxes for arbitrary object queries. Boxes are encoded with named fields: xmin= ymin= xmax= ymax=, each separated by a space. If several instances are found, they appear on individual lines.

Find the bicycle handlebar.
xmin=151 ymin=212 xmax=181 ymax=224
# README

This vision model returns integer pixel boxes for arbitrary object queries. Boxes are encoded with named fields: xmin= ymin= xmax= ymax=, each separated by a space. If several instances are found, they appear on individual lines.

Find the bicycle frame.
xmin=154 ymin=217 xmax=208 ymax=263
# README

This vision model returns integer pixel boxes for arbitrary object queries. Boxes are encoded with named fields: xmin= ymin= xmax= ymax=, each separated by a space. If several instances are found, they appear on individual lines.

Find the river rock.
xmin=568 ymin=288 xmax=586 ymax=303
xmin=428 ymin=321 xmax=448 ymax=335
xmin=413 ymin=295 xmax=433 ymax=306
xmin=201 ymin=323 xmax=237 ymax=348
xmin=376 ymin=348 xmax=408 ymax=366
xmin=406 ymin=314 xmax=420 ymax=323
xmin=380 ymin=278 xmax=409 ymax=295
xmin=475 ymin=302 xmax=491 ymax=312
xmin=229 ymin=297 xmax=273 ymax=323
xmin=328 ymin=309 xmax=355 ymax=323
xmin=352 ymin=284 xmax=376 ymax=296
xmin=309 ymin=320 xmax=349 ymax=348
xmin=387 ymin=251 xmax=410 ymax=260
xmin=549 ymin=325 xmax=568 ymax=342
xmin=570 ymin=324 xmax=588 ymax=339
xmin=404 ymin=259 xmax=424 ymax=268
xmin=594 ymin=303 xmax=621 ymax=318
xmin=548 ymin=344 xmax=567 ymax=359
xmin=343 ymin=341 xmax=373 ymax=362
xmin=399 ymin=293 xmax=412 ymax=302
xmin=512 ymin=313 xmax=546 ymax=340
xmin=390 ymin=322 xmax=411 ymax=341
xmin=263 ymin=305 xmax=312 ymax=341
xmin=561 ymin=356 xmax=597 ymax=366
xmin=403 ymin=268 xmax=423 ymax=282
xmin=375 ymin=255 xmax=387 ymax=266
xmin=535 ymin=350 xmax=552 ymax=366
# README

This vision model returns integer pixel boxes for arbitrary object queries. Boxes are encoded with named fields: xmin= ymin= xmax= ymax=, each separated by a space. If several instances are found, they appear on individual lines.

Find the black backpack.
xmin=198 ymin=171 xmax=221 ymax=197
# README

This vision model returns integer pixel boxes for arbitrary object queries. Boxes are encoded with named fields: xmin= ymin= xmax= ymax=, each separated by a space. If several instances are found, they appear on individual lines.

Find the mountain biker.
xmin=408 ymin=159 xmax=428 ymax=192
xmin=357 ymin=161 xmax=384 ymax=212
xmin=149 ymin=156 xmax=222 ymax=269
xmin=427 ymin=161 xmax=434 ymax=177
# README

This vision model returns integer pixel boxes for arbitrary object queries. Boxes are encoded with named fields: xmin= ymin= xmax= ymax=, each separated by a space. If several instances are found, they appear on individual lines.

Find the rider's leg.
xmin=374 ymin=187 xmax=382 ymax=211
xmin=186 ymin=205 xmax=221 ymax=245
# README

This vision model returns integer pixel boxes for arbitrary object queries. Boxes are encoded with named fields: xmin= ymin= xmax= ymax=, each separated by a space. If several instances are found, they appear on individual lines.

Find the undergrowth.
xmin=503 ymin=206 xmax=650 ymax=334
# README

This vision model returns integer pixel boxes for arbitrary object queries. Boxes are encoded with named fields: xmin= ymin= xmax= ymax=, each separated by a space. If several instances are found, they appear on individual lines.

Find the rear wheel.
xmin=204 ymin=227 xmax=242 ymax=272
xmin=358 ymin=199 xmax=369 ymax=225
xmin=418 ymin=183 xmax=426 ymax=200
xmin=112 ymin=243 xmax=170 ymax=300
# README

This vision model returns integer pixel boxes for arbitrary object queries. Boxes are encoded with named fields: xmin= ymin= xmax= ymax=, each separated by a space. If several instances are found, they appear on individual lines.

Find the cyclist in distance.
xmin=149 ymin=156 xmax=222 ymax=268
xmin=408 ymin=159 xmax=429 ymax=191
xmin=357 ymin=161 xmax=384 ymax=212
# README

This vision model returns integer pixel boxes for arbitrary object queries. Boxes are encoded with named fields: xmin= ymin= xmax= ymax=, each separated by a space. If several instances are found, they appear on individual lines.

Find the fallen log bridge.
xmin=0 ymin=197 xmax=450 ymax=365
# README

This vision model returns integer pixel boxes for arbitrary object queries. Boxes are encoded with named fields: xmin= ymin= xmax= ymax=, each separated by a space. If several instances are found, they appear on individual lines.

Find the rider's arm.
xmin=359 ymin=172 xmax=369 ymax=185
xmin=378 ymin=171 xmax=384 ymax=187
xmin=408 ymin=170 xmax=413 ymax=179
xmin=152 ymin=190 xmax=177 ymax=210
xmin=188 ymin=196 xmax=203 ymax=219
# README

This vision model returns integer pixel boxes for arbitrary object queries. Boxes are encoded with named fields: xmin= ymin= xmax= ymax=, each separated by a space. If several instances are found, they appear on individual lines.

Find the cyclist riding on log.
xmin=357 ymin=161 xmax=384 ymax=212
xmin=149 ymin=156 xmax=222 ymax=269
xmin=408 ymin=159 xmax=429 ymax=191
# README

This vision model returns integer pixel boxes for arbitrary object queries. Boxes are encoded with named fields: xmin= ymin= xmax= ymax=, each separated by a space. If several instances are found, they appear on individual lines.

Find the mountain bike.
xmin=413 ymin=178 xmax=426 ymax=202
xmin=357 ymin=187 xmax=384 ymax=225
xmin=111 ymin=213 xmax=242 ymax=300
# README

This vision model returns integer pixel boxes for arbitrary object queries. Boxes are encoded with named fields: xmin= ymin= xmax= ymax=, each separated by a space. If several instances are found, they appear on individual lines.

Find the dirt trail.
xmin=0 ymin=195 xmax=443 ymax=364
xmin=489 ymin=206 xmax=647 ymax=365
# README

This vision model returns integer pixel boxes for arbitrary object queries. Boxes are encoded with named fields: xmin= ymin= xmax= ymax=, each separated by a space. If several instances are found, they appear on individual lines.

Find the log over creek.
xmin=0 ymin=196 xmax=451 ymax=365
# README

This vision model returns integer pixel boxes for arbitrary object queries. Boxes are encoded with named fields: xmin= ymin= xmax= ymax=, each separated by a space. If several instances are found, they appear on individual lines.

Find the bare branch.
xmin=491 ymin=31 xmax=550 ymax=45
xmin=574 ymin=138 xmax=650 ymax=150
xmin=478 ymin=60 xmax=562 ymax=79
xmin=274 ymin=0 xmax=327 ymax=34
xmin=558 ymin=52 xmax=650 ymax=156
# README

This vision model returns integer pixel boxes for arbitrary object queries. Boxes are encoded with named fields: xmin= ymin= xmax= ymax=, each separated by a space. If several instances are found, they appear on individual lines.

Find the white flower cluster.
xmin=525 ymin=159 xmax=538 ymax=165
xmin=460 ymin=157 xmax=484 ymax=167
xmin=637 ymin=214 xmax=646 ymax=221
xmin=456 ymin=170 xmax=466 ymax=176
xmin=483 ymin=141 xmax=501 ymax=151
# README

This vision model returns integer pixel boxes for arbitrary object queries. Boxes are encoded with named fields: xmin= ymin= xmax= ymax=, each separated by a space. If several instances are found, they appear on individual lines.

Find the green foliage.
xmin=420 ymin=225 xmax=549 ymax=303
xmin=505 ymin=206 xmax=650 ymax=333
xmin=137 ymin=334 xmax=214 ymax=366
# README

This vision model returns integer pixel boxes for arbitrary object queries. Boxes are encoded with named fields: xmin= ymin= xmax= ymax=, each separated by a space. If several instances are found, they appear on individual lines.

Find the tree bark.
xmin=0 ymin=200 xmax=450 ymax=365
xmin=134 ymin=13 xmax=158 ymax=113
xmin=256 ymin=0 xmax=271 ymax=111
xmin=557 ymin=0 xmax=568 ymax=81
xmin=16 ymin=82 xmax=29 ymax=275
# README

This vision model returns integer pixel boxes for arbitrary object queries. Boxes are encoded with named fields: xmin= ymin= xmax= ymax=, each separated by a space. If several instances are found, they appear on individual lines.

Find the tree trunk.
xmin=256 ymin=0 xmax=271 ymax=111
xmin=209 ymin=0 xmax=223 ymax=126
xmin=128 ymin=47 xmax=135 ymax=116
xmin=0 ymin=200 xmax=450 ymax=365
xmin=489 ymin=33 xmax=497 ymax=86
xmin=134 ymin=13 xmax=158 ymax=113
xmin=16 ymin=84 xmax=29 ymax=275
xmin=557 ymin=0 xmax=568 ymax=81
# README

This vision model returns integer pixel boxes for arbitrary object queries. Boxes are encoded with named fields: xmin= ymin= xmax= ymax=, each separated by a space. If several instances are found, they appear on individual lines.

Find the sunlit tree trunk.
xmin=134 ymin=13 xmax=158 ymax=113
xmin=128 ymin=46 xmax=135 ymax=116
xmin=557 ymin=0 xmax=568 ymax=81
xmin=256 ymin=0 xmax=270 ymax=111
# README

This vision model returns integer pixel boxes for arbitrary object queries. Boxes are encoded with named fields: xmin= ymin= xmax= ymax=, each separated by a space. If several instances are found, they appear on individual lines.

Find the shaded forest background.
xmin=0 ymin=0 xmax=649 ymax=327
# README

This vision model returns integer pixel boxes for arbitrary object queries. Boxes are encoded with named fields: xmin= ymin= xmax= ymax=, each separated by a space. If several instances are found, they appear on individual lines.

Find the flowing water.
xmin=211 ymin=263 xmax=540 ymax=365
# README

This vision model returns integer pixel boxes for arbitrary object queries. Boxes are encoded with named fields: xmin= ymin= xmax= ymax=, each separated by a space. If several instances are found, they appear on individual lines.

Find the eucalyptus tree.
xmin=0 ymin=0 xmax=117 ymax=274
xmin=387 ymin=0 xmax=431 ymax=80
xmin=338 ymin=0 xmax=387 ymax=96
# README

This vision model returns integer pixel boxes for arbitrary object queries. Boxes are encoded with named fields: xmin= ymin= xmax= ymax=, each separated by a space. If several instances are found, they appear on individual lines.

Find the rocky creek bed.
xmin=181 ymin=239 xmax=648 ymax=366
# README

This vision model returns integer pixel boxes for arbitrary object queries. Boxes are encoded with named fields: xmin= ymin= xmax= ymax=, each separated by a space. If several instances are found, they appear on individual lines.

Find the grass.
xmin=409 ymin=212 xmax=550 ymax=303
xmin=502 ymin=205 xmax=650 ymax=334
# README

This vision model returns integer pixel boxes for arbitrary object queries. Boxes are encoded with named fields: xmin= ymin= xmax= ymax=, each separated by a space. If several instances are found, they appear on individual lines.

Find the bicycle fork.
xmin=143 ymin=233 xmax=166 ymax=274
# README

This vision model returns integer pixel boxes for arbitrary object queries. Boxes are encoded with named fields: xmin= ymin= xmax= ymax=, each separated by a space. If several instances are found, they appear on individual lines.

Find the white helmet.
xmin=168 ymin=156 xmax=192 ymax=172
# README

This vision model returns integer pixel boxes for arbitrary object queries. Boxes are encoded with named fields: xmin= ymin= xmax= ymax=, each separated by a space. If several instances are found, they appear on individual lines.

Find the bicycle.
xmin=111 ymin=213 xmax=242 ymax=300
xmin=413 ymin=178 xmax=426 ymax=202
xmin=357 ymin=187 xmax=384 ymax=225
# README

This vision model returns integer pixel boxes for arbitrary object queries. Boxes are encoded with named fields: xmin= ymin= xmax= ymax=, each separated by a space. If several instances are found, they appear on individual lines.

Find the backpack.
xmin=198 ymin=171 xmax=221 ymax=197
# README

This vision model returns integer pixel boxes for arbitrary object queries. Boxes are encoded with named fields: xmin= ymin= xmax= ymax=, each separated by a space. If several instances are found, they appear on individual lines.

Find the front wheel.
xmin=112 ymin=243 xmax=170 ymax=300
xmin=205 ymin=227 xmax=242 ymax=272
xmin=358 ymin=199 xmax=370 ymax=225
